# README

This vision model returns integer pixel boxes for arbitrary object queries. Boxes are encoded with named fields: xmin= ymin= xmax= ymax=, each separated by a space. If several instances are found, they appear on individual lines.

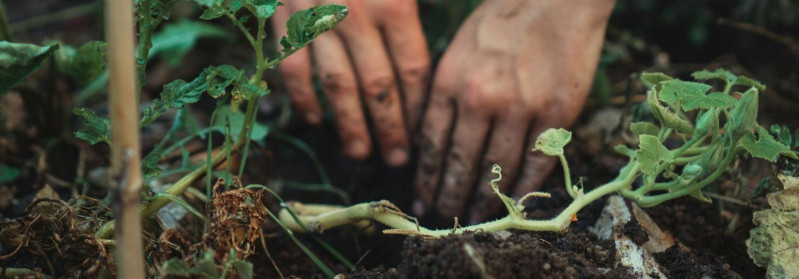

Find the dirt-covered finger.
xmin=412 ymin=91 xmax=455 ymax=217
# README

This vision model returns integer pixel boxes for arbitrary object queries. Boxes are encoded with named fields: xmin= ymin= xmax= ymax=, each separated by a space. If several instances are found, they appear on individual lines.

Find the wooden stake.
xmin=105 ymin=0 xmax=144 ymax=277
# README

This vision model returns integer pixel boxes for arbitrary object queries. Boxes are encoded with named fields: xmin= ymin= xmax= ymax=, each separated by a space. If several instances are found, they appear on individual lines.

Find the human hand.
xmin=413 ymin=0 xmax=616 ymax=222
xmin=272 ymin=0 xmax=429 ymax=166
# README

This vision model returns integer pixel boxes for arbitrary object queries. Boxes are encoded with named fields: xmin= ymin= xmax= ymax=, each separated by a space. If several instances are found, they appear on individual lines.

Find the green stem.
xmin=224 ymin=10 xmax=256 ymax=49
xmin=0 ymin=0 xmax=14 ymax=41
xmin=95 ymin=137 xmax=245 ymax=239
xmin=558 ymin=154 xmax=576 ymax=199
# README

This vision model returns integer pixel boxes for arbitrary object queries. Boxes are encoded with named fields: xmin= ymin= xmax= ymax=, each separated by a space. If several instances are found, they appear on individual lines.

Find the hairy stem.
xmin=559 ymin=154 xmax=576 ymax=199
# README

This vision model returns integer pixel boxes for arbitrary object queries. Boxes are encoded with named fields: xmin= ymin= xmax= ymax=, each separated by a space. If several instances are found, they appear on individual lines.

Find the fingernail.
xmin=386 ymin=147 xmax=408 ymax=166
xmin=412 ymin=199 xmax=426 ymax=216
xmin=347 ymin=140 xmax=368 ymax=159
xmin=305 ymin=112 xmax=321 ymax=124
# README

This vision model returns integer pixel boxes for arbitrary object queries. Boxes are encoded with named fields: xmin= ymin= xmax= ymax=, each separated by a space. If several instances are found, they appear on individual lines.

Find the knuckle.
xmin=361 ymin=74 xmax=395 ymax=99
xmin=321 ymin=72 xmax=357 ymax=96
xmin=398 ymin=62 xmax=430 ymax=87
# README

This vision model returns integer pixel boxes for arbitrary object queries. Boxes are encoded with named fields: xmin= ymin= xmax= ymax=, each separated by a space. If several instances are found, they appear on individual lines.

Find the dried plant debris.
xmin=0 ymin=186 xmax=114 ymax=278
xmin=158 ymin=178 xmax=265 ymax=278
xmin=746 ymin=174 xmax=799 ymax=278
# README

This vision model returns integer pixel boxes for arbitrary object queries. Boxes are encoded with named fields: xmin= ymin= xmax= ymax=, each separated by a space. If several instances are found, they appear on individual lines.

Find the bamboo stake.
xmin=105 ymin=0 xmax=144 ymax=277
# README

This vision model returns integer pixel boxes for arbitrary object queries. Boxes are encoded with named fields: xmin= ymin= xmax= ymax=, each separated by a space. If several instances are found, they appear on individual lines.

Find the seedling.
xmin=278 ymin=69 xmax=798 ymax=237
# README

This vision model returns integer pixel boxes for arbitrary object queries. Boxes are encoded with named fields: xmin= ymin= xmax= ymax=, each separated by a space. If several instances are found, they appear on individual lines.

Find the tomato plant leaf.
xmin=73 ymin=108 xmax=112 ymax=145
xmin=640 ymin=72 xmax=673 ymax=88
xmin=630 ymin=122 xmax=660 ymax=136
xmin=242 ymin=0 xmax=277 ymax=19
xmin=635 ymin=134 xmax=674 ymax=176
xmin=211 ymin=106 xmax=269 ymax=141
xmin=54 ymin=41 xmax=106 ymax=85
xmin=283 ymin=4 xmax=348 ymax=51
xmin=150 ymin=20 xmax=232 ymax=66
xmin=741 ymin=126 xmax=798 ymax=161
xmin=204 ymin=64 xmax=244 ymax=98
xmin=141 ymin=152 xmax=163 ymax=179
xmin=0 ymin=42 xmax=59 ymax=94
xmin=747 ymin=174 xmax=799 ymax=278
xmin=533 ymin=128 xmax=571 ymax=156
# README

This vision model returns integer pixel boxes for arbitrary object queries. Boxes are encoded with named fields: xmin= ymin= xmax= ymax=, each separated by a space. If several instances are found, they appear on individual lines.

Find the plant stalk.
xmin=104 ymin=0 xmax=144 ymax=277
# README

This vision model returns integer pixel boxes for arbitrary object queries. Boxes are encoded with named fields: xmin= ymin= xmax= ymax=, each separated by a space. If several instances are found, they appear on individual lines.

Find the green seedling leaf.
xmin=691 ymin=68 xmax=737 ymax=84
xmin=630 ymin=122 xmax=659 ymax=136
xmin=194 ymin=250 xmax=220 ymax=279
xmin=150 ymin=20 xmax=232 ymax=66
xmin=231 ymin=259 xmax=254 ymax=279
xmin=283 ymin=4 xmax=348 ymax=51
xmin=0 ymin=164 xmax=20 ymax=184
xmin=54 ymin=41 xmax=106 ymax=85
xmin=242 ymin=0 xmax=278 ymax=19
xmin=73 ymin=108 xmax=111 ymax=145
xmin=211 ymin=106 xmax=269 ymax=141
xmin=162 ymin=258 xmax=192 ymax=276
xmin=141 ymin=152 xmax=163 ymax=179
xmin=741 ymin=125 xmax=798 ymax=161
xmin=532 ymin=128 xmax=571 ymax=156
xmin=727 ymin=87 xmax=759 ymax=140
xmin=734 ymin=76 xmax=766 ymax=91
xmin=640 ymin=72 xmax=673 ymax=88
xmin=0 ymin=42 xmax=59 ymax=94
xmin=647 ymin=89 xmax=694 ymax=134
xmin=659 ymin=79 xmax=734 ymax=110
xmin=635 ymin=134 xmax=674 ymax=176
xmin=747 ymin=174 xmax=799 ymax=278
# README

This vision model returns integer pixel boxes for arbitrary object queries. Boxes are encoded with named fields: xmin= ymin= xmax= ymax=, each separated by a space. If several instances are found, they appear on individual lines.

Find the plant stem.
xmin=224 ymin=10 xmax=256 ymax=49
xmin=558 ymin=154 xmax=576 ymax=199
xmin=95 ymin=138 xmax=245 ymax=239
xmin=105 ymin=0 xmax=144 ymax=277
xmin=0 ymin=0 xmax=14 ymax=41
xmin=279 ymin=163 xmax=641 ymax=237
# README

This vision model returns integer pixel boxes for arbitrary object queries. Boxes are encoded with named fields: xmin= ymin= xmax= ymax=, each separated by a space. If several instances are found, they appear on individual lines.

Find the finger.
xmin=330 ymin=0 xmax=410 ymax=166
xmin=434 ymin=100 xmax=492 ymax=219
xmin=273 ymin=1 xmax=322 ymax=124
xmin=467 ymin=114 xmax=529 ymax=223
xmin=311 ymin=31 xmax=372 ymax=160
xmin=373 ymin=0 xmax=430 ymax=132
xmin=412 ymin=86 xmax=455 ymax=217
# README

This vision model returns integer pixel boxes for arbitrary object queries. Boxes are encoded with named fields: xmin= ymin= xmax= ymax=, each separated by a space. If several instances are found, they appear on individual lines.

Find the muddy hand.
xmin=413 ymin=0 xmax=616 ymax=223
xmin=272 ymin=0 xmax=429 ymax=166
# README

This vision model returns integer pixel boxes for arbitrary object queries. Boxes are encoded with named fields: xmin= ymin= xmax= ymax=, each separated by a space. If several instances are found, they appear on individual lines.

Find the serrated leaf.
xmin=682 ymin=92 xmax=736 ymax=110
xmin=242 ymin=0 xmax=277 ymax=19
xmin=658 ymin=79 xmax=712 ymax=106
xmin=211 ymin=106 xmax=269 ymax=141
xmin=635 ymin=134 xmax=674 ymax=176
xmin=647 ymin=89 xmax=694 ymax=134
xmin=734 ymin=76 xmax=766 ymax=91
xmin=630 ymin=122 xmax=659 ymax=136
xmin=150 ymin=20 xmax=232 ymax=66
xmin=532 ymin=128 xmax=571 ymax=156
xmin=73 ymin=108 xmax=111 ymax=145
xmin=0 ymin=42 xmax=59 ymax=94
xmin=141 ymin=152 xmax=163 ymax=180
xmin=0 ymin=164 xmax=20 ymax=184
xmin=746 ymin=174 xmax=799 ymax=278
xmin=162 ymin=258 xmax=192 ymax=276
xmin=204 ymin=65 xmax=244 ymax=98
xmin=54 ymin=41 xmax=106 ymax=85
xmin=741 ymin=125 xmax=798 ymax=161
xmin=640 ymin=72 xmax=673 ymax=87
xmin=283 ymin=4 xmax=348 ymax=50
xmin=691 ymin=68 xmax=737 ymax=83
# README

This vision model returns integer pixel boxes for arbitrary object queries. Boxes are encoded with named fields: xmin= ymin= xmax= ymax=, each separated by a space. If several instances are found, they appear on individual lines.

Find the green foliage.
xmin=630 ymin=122 xmax=659 ymax=136
xmin=149 ymin=20 xmax=231 ymax=66
xmin=242 ymin=0 xmax=278 ymax=19
xmin=532 ymin=128 xmax=571 ymax=156
xmin=73 ymin=107 xmax=111 ymax=145
xmin=747 ymin=174 xmax=799 ymax=278
xmin=141 ymin=152 xmax=163 ymax=179
xmin=727 ymin=87 xmax=759 ymax=140
xmin=640 ymin=72 xmax=673 ymax=88
xmin=692 ymin=68 xmax=766 ymax=91
xmin=741 ymin=126 xmax=798 ymax=161
xmin=0 ymin=164 xmax=20 ymax=184
xmin=54 ymin=41 xmax=106 ymax=85
xmin=140 ymin=65 xmax=244 ymax=125
xmin=635 ymin=134 xmax=674 ymax=176
xmin=0 ymin=41 xmax=58 ymax=94
xmin=281 ymin=5 xmax=348 ymax=52
xmin=161 ymin=249 xmax=254 ymax=279
xmin=211 ymin=106 xmax=269 ymax=141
